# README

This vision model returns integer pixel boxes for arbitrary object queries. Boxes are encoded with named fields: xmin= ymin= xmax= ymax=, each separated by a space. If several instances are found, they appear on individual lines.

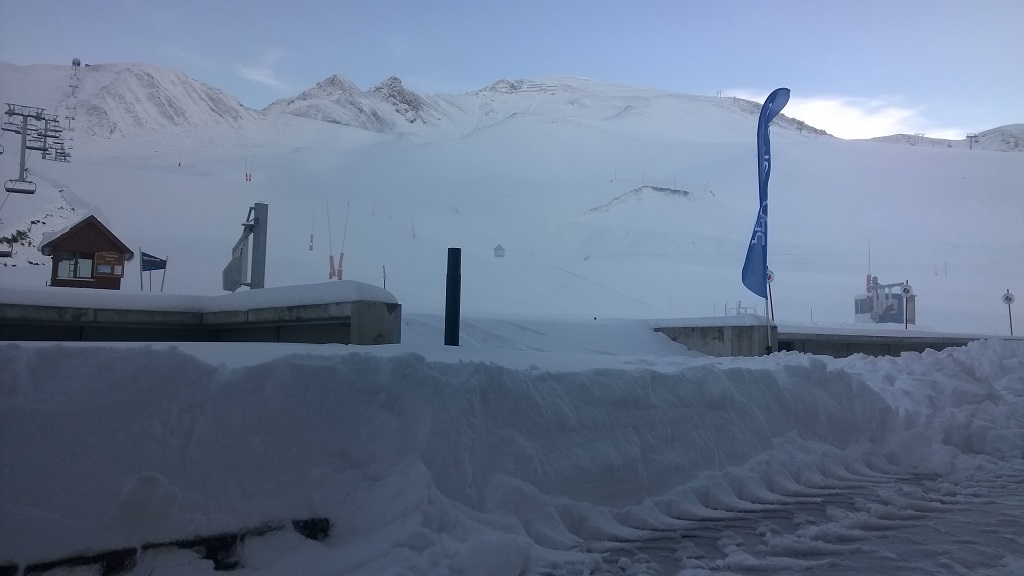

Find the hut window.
xmin=56 ymin=251 xmax=95 ymax=279
xmin=76 ymin=254 xmax=94 ymax=278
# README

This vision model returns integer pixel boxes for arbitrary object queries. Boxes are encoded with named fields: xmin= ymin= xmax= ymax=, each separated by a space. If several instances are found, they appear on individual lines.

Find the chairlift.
xmin=26 ymin=138 xmax=48 ymax=151
xmin=0 ymin=143 xmax=4 ymax=155
xmin=1 ymin=121 xmax=22 ymax=134
xmin=4 ymin=179 xmax=37 ymax=194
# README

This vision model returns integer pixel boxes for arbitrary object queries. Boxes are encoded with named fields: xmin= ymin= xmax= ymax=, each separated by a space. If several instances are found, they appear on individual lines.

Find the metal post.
xmin=764 ymin=297 xmax=772 ymax=355
xmin=160 ymin=257 xmax=168 ymax=292
xmin=139 ymin=246 xmax=144 ymax=291
xmin=18 ymin=115 xmax=29 ymax=180
xmin=444 ymin=248 xmax=462 ymax=346
xmin=250 ymin=203 xmax=268 ymax=289
xmin=1007 ymin=290 xmax=1016 ymax=336
xmin=905 ymin=279 xmax=909 ymax=329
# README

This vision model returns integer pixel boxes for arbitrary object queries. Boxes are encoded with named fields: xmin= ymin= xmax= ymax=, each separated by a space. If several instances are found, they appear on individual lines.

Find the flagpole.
xmin=160 ymin=256 xmax=168 ymax=292
xmin=139 ymin=247 xmax=143 ymax=291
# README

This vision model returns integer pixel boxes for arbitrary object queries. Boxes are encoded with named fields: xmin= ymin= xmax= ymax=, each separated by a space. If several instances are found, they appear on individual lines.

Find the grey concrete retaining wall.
xmin=655 ymin=322 xmax=999 ymax=358
xmin=0 ymin=301 xmax=401 ymax=345
xmin=776 ymin=332 xmax=978 ymax=358
xmin=655 ymin=325 xmax=776 ymax=357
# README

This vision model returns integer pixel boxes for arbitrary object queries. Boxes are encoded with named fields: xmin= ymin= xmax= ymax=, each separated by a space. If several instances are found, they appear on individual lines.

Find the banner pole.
xmin=139 ymin=247 xmax=143 ymax=291
xmin=160 ymin=256 xmax=168 ymax=292
xmin=764 ymin=297 xmax=772 ymax=354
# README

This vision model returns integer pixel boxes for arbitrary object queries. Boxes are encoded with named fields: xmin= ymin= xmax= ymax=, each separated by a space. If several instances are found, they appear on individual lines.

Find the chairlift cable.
xmin=309 ymin=207 xmax=315 ymax=251
xmin=326 ymin=201 xmax=337 ymax=279
xmin=340 ymin=201 xmax=351 ymax=252
xmin=327 ymin=201 xmax=334 ymax=254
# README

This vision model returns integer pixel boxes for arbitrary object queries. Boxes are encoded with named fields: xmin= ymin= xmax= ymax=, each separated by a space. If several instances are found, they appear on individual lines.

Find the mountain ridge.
xmin=2 ymin=61 xmax=1019 ymax=150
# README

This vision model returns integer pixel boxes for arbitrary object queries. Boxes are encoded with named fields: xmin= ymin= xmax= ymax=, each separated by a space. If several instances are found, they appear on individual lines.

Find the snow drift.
xmin=1 ymin=336 xmax=1021 ymax=572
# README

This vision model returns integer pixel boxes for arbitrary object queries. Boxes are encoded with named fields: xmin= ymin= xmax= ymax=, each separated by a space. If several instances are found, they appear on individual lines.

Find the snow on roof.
xmin=37 ymin=213 xmax=135 ymax=260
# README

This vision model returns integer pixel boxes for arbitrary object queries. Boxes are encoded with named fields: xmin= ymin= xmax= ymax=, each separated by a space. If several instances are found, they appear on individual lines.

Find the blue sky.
xmin=1 ymin=0 xmax=1021 ymax=138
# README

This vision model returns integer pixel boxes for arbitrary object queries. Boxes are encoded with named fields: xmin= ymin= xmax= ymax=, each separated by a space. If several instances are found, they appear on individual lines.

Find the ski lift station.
xmin=855 ymin=275 xmax=916 ymax=325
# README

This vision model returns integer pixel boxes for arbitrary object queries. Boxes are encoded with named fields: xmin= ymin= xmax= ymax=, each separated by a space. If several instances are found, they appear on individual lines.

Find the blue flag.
xmin=741 ymin=88 xmax=790 ymax=299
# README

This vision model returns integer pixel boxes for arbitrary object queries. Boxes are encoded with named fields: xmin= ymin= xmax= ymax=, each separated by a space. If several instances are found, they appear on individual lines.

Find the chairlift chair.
xmin=4 ymin=179 xmax=37 ymax=194
xmin=26 ymin=138 xmax=48 ymax=151
xmin=1 ymin=121 xmax=22 ymax=134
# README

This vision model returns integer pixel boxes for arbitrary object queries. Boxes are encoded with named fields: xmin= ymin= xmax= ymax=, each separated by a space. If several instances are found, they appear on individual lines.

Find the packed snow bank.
xmin=1 ymin=337 xmax=1021 ymax=571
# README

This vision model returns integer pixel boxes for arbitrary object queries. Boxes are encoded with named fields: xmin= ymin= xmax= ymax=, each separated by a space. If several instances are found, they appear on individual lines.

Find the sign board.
xmin=900 ymin=285 xmax=913 ymax=297
xmin=766 ymin=269 xmax=775 ymax=284
xmin=1004 ymin=292 xmax=1016 ymax=306
xmin=94 ymin=251 xmax=125 ymax=277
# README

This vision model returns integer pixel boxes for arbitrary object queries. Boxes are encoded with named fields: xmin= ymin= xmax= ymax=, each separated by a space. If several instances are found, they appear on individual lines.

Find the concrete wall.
xmin=0 ymin=300 xmax=401 ymax=345
xmin=776 ymin=333 xmax=977 ymax=358
xmin=654 ymin=323 xmax=992 ymax=358
xmin=655 ymin=325 xmax=776 ymax=357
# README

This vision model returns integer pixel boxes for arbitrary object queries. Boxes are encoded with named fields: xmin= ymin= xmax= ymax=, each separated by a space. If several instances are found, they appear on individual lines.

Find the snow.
xmin=1 ymin=323 xmax=1022 ymax=574
xmin=1 ymin=61 xmax=1023 ymax=574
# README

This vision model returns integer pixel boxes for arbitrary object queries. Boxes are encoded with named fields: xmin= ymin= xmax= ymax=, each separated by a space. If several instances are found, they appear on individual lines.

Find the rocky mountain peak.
xmin=370 ymin=76 xmax=431 ymax=124
xmin=316 ymin=74 xmax=361 ymax=93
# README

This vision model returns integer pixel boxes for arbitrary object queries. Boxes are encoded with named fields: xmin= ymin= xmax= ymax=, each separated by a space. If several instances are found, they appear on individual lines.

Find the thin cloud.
xmin=235 ymin=50 xmax=292 ymax=92
xmin=727 ymin=90 xmax=965 ymax=140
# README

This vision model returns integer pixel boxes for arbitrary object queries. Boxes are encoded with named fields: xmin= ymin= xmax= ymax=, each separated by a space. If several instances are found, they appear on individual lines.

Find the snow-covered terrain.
xmin=2 ymin=318 xmax=1023 ymax=574
xmin=2 ymin=62 xmax=1021 ymax=335
xmin=1 ymin=61 xmax=1023 ymax=574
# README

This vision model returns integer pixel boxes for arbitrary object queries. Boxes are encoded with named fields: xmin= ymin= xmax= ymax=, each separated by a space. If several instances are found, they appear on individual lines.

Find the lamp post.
xmin=1003 ymin=290 xmax=1016 ymax=336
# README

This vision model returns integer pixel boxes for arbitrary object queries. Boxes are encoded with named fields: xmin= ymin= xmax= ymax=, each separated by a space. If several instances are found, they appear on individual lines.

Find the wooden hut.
xmin=38 ymin=215 xmax=134 ymax=290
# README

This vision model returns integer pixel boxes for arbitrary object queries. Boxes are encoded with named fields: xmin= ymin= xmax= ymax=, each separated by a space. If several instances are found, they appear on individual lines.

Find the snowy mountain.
xmin=78 ymin=63 xmax=260 ymax=138
xmin=867 ymin=123 xmax=1024 ymax=152
xmin=1 ymin=61 xmax=1022 ymax=336
xmin=264 ymin=73 xmax=398 ymax=133
xmin=265 ymin=73 xmax=832 ymax=140
xmin=0 ymin=62 xmax=260 ymax=140
xmin=369 ymin=75 xmax=444 ymax=125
